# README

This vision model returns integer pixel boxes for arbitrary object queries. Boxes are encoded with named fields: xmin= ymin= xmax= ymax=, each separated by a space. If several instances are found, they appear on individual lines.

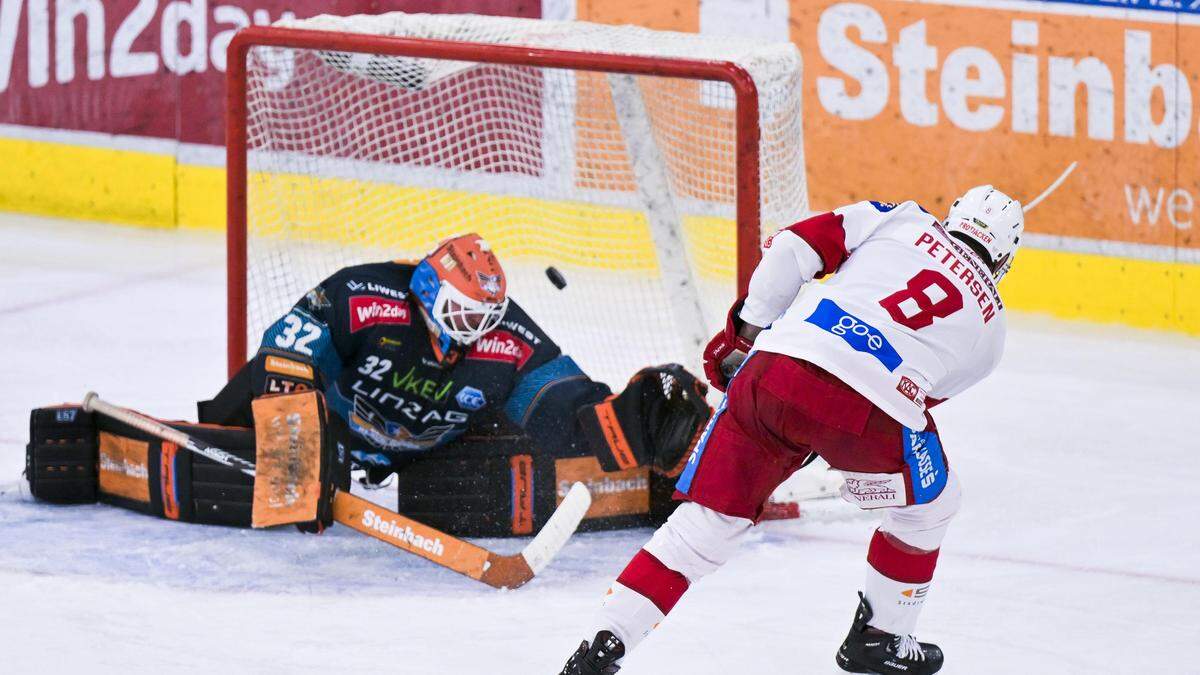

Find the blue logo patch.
xmin=870 ymin=201 xmax=898 ymax=212
xmin=456 ymin=386 xmax=487 ymax=411
xmin=805 ymin=299 xmax=903 ymax=372
xmin=903 ymin=429 xmax=947 ymax=504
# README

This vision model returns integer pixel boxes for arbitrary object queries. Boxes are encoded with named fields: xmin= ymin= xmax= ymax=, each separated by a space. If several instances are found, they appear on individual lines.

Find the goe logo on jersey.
xmin=805 ymin=299 xmax=903 ymax=372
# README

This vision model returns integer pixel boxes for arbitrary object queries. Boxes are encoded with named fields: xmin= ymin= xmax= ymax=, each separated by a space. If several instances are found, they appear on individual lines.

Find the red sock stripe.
xmin=616 ymin=549 xmax=690 ymax=615
xmin=866 ymin=529 xmax=940 ymax=583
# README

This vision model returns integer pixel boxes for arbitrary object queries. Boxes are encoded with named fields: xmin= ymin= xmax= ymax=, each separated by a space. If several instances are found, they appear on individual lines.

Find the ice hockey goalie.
xmin=25 ymin=233 xmax=713 ymax=538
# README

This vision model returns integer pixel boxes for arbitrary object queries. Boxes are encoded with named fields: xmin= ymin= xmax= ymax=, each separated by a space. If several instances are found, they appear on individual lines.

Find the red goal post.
xmin=225 ymin=22 xmax=776 ymax=379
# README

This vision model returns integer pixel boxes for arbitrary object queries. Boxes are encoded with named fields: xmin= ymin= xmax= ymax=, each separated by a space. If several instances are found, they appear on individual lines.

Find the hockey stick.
xmin=80 ymin=392 xmax=591 ymax=589
xmin=82 ymin=392 xmax=258 ymax=477
xmin=1023 ymin=161 xmax=1077 ymax=214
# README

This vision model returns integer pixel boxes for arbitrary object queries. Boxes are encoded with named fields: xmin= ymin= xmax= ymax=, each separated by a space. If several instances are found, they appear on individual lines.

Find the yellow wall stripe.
xmin=1001 ymin=249 xmax=1200 ymax=335
xmin=177 ymin=163 xmax=227 ymax=231
xmin=0 ymin=137 xmax=176 ymax=228
xmin=3 ymin=137 xmax=1197 ymax=336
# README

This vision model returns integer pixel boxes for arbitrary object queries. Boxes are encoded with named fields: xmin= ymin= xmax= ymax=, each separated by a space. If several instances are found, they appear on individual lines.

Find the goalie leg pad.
xmin=24 ymin=404 xmax=235 ymax=519
xmin=26 ymin=406 xmax=99 ymax=504
xmin=93 ymin=413 xmax=258 ymax=526
xmin=392 ymin=433 xmax=556 ymax=537
xmin=26 ymin=393 xmax=341 ymax=530
xmin=391 ymin=432 xmax=681 ymax=537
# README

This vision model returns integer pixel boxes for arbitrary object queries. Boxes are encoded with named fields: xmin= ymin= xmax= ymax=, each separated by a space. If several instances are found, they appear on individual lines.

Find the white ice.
xmin=1 ymin=213 xmax=1198 ymax=674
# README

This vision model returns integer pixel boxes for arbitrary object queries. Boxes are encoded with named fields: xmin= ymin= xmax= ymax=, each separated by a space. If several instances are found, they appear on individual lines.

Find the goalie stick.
xmin=80 ymin=391 xmax=591 ymax=589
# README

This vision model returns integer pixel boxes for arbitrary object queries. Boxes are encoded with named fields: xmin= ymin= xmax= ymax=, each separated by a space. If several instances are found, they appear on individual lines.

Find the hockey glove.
xmin=578 ymin=364 xmax=712 ymax=476
xmin=703 ymin=297 xmax=755 ymax=392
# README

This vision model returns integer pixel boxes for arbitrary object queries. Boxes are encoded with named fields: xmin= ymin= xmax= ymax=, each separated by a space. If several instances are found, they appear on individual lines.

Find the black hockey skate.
xmin=560 ymin=630 xmax=625 ymax=674
xmin=836 ymin=592 xmax=943 ymax=674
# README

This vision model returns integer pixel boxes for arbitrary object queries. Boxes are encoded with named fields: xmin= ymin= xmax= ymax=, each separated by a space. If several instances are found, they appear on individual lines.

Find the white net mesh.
xmin=241 ymin=12 xmax=806 ymax=386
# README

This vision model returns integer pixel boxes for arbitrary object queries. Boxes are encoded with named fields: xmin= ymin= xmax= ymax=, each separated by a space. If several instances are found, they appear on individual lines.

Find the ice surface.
xmin=2 ymin=213 xmax=1198 ymax=674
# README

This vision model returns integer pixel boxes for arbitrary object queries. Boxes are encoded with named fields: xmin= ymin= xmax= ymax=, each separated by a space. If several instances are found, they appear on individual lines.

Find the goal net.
xmin=227 ymin=12 xmax=807 ymax=386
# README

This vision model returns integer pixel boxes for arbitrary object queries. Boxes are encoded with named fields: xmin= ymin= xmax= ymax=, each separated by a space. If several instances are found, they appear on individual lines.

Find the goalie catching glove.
xmin=577 ymin=364 xmax=711 ymax=476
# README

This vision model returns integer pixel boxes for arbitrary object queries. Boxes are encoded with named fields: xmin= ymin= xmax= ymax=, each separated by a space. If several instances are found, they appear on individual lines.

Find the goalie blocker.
xmin=25 ymin=391 xmax=347 ymax=531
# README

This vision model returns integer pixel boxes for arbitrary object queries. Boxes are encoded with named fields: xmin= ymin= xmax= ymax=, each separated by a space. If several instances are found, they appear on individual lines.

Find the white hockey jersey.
xmin=743 ymin=200 xmax=1006 ymax=430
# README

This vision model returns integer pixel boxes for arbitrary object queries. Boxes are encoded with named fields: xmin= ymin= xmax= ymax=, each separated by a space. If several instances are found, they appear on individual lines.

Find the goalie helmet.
xmin=410 ymin=233 xmax=510 ymax=358
xmin=944 ymin=185 xmax=1024 ymax=281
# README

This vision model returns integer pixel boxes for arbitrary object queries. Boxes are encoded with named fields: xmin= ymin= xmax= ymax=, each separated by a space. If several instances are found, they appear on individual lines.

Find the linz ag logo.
xmin=348 ymin=295 xmax=410 ymax=333
xmin=468 ymin=330 xmax=533 ymax=368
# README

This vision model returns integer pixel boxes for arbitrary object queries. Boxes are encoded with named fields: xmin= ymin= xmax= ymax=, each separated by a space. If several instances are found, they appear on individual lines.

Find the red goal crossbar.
xmin=225 ymin=25 xmax=763 ymax=378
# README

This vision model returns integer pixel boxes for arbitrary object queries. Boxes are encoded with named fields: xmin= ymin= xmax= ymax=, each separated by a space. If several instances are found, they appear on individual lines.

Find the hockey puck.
xmin=545 ymin=266 xmax=567 ymax=290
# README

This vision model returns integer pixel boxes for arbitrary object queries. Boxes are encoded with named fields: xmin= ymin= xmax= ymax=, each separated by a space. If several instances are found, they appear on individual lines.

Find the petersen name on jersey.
xmin=744 ymin=200 xmax=1006 ymax=430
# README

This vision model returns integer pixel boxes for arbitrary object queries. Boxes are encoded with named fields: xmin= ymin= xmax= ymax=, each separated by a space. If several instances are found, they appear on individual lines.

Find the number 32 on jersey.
xmin=273 ymin=312 xmax=324 ymax=356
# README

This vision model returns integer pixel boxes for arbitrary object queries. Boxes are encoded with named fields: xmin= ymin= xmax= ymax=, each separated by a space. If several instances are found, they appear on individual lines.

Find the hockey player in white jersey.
xmin=560 ymin=186 xmax=1024 ymax=674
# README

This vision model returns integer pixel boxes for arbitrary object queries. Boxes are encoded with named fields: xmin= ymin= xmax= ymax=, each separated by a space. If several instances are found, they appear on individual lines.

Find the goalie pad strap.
xmin=588 ymin=396 xmax=639 ymax=471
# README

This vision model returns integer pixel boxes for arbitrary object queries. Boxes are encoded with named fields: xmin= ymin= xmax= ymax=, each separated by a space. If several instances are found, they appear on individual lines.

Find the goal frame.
xmin=225 ymin=25 xmax=764 ymax=378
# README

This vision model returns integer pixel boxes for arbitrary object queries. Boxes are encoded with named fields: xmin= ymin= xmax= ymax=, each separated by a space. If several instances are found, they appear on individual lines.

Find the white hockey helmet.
xmin=944 ymin=185 xmax=1024 ymax=281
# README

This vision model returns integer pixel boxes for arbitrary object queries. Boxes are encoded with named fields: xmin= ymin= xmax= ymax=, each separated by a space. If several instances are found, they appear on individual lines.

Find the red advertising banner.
xmin=0 ymin=0 xmax=538 ymax=144
xmin=1 ymin=0 xmax=1196 ymax=334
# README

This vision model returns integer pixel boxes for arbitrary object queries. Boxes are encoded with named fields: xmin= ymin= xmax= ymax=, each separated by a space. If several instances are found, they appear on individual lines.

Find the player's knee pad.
xmin=879 ymin=468 xmax=962 ymax=551
xmin=643 ymin=501 xmax=753 ymax=581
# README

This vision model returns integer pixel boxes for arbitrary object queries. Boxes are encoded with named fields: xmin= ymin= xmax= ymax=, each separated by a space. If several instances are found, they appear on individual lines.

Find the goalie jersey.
xmin=743 ymin=200 xmax=1007 ymax=430
xmin=250 ymin=262 xmax=610 ymax=470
